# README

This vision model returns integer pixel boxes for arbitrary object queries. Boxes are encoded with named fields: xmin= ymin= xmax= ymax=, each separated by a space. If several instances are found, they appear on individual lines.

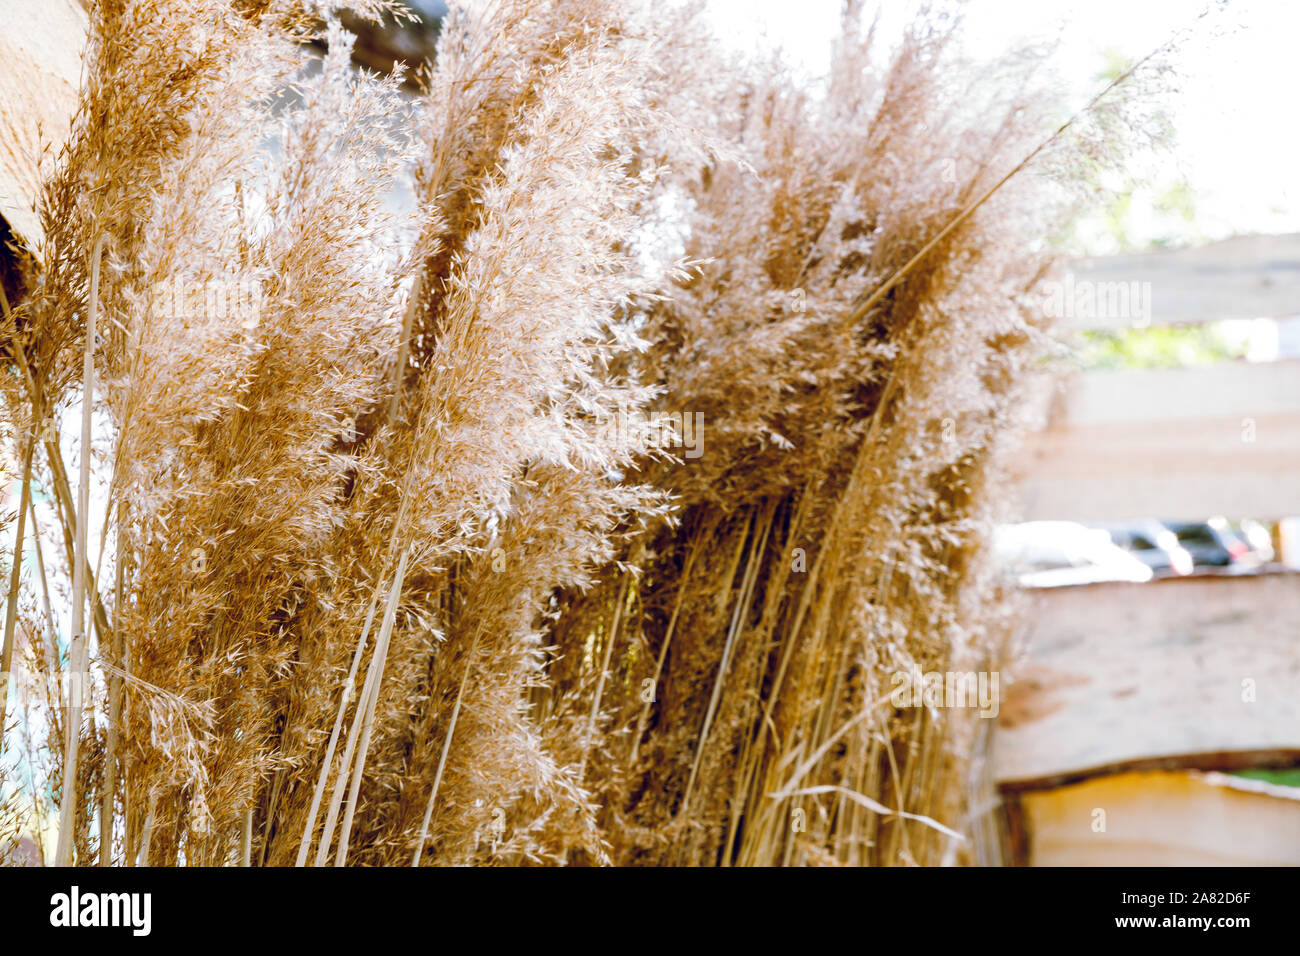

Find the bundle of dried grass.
xmin=539 ymin=3 xmax=1150 ymax=866
xmin=0 ymin=0 xmax=1152 ymax=866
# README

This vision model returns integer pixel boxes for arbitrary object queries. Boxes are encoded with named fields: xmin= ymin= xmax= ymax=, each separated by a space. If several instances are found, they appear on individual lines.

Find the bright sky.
xmin=703 ymin=0 xmax=1300 ymax=245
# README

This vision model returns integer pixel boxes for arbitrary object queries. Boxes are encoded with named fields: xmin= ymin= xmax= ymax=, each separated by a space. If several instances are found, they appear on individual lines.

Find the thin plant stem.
xmin=294 ymin=577 xmax=386 ymax=866
xmin=577 ymin=576 xmax=628 ymax=783
xmin=411 ymin=626 xmax=482 ymax=866
xmin=626 ymin=526 xmax=702 ymax=771
xmin=55 ymin=231 xmax=108 ymax=867
xmin=680 ymin=507 xmax=770 ymax=818
xmin=334 ymin=545 xmax=410 ymax=866
xmin=239 ymin=809 xmax=253 ymax=866
xmin=99 ymin=498 xmax=126 ymax=866
xmin=0 ymin=435 xmax=34 ymax=747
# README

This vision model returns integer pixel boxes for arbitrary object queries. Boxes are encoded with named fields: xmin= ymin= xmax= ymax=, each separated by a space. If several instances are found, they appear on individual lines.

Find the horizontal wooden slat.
xmin=994 ymin=574 xmax=1300 ymax=786
xmin=1064 ymin=233 xmax=1300 ymax=329
xmin=1061 ymin=360 xmax=1300 ymax=423
xmin=1021 ymin=770 xmax=1300 ymax=866
xmin=1013 ymin=362 xmax=1300 ymax=520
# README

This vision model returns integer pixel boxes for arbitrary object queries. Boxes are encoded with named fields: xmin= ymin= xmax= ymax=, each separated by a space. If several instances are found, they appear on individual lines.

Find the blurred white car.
xmin=1090 ymin=518 xmax=1193 ymax=577
xmin=994 ymin=521 xmax=1155 ymax=588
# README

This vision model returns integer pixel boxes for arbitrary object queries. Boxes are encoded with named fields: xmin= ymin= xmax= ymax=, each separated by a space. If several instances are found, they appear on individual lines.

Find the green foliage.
xmin=1230 ymin=768 xmax=1300 ymax=790
xmin=1059 ymin=49 xmax=1199 ymax=255
xmin=1074 ymin=323 xmax=1247 ymax=371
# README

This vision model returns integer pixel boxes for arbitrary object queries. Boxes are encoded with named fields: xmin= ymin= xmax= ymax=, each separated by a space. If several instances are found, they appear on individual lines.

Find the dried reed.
xmin=0 ymin=0 xmax=1153 ymax=866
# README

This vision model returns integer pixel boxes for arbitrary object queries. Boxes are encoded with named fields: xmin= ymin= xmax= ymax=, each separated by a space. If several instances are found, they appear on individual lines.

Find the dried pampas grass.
xmin=0 ymin=0 xmax=1155 ymax=865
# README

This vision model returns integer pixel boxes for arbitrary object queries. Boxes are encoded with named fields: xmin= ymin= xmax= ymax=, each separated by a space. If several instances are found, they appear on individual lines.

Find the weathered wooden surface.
xmin=1021 ymin=770 xmax=1300 ymax=866
xmin=1066 ymin=233 xmax=1300 ymax=329
xmin=995 ymin=574 xmax=1300 ymax=786
xmin=1013 ymin=360 xmax=1300 ymax=520
xmin=0 ymin=0 xmax=86 ymax=253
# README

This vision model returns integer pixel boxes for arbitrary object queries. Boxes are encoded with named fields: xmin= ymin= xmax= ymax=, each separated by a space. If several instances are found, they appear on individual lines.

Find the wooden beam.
xmin=1019 ymin=770 xmax=1300 ymax=866
xmin=1013 ymin=361 xmax=1300 ymax=520
xmin=999 ymin=749 xmax=1300 ymax=794
xmin=1062 ymin=233 xmax=1300 ymax=329
xmin=994 ymin=574 xmax=1300 ymax=786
